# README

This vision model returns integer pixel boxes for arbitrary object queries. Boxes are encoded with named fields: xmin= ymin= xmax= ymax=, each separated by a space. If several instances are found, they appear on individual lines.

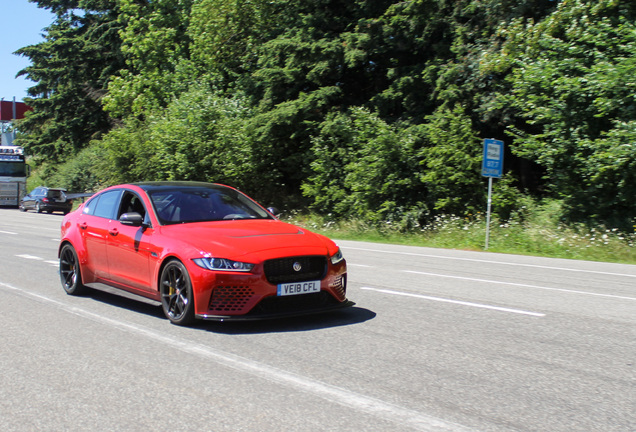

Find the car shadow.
xmin=193 ymin=306 xmax=377 ymax=334
xmin=84 ymin=287 xmax=375 ymax=333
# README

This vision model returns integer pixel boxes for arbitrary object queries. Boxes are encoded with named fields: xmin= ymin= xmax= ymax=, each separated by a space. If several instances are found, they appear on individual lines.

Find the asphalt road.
xmin=0 ymin=208 xmax=634 ymax=432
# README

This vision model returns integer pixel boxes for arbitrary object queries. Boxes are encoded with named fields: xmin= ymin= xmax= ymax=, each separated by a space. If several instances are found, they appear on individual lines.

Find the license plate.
xmin=277 ymin=280 xmax=320 ymax=296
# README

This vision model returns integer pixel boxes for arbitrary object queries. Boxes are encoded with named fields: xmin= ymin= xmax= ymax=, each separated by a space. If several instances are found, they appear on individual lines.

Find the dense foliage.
xmin=16 ymin=0 xmax=123 ymax=163
xmin=15 ymin=0 xmax=636 ymax=230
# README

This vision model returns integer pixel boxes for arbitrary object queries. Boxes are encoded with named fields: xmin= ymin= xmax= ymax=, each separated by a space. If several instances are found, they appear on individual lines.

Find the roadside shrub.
xmin=303 ymin=107 xmax=427 ymax=225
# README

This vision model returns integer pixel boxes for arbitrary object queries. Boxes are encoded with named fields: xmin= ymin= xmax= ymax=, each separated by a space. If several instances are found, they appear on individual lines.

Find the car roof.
xmin=131 ymin=181 xmax=231 ymax=193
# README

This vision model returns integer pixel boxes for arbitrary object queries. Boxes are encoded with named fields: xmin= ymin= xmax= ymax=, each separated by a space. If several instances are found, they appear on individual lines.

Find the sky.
xmin=1 ymin=0 xmax=56 ymax=102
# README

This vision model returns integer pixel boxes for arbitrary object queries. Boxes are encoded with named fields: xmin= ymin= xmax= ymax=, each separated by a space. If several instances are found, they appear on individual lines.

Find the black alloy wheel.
xmin=160 ymin=260 xmax=195 ymax=326
xmin=59 ymin=244 xmax=87 ymax=295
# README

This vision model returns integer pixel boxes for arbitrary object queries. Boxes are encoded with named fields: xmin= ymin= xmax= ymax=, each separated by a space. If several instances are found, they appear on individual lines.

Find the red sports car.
xmin=58 ymin=182 xmax=352 ymax=325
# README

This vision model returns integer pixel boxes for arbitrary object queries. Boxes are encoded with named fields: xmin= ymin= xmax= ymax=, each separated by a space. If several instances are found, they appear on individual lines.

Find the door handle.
xmin=79 ymin=222 xmax=88 ymax=230
xmin=109 ymin=228 xmax=119 ymax=236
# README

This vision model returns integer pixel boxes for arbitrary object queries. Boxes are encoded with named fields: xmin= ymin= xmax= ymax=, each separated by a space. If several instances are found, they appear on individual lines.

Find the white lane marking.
xmin=15 ymin=255 xmax=57 ymax=267
xmin=348 ymin=263 xmax=373 ymax=268
xmin=0 ymin=224 xmax=59 ymax=233
xmin=361 ymin=287 xmax=545 ymax=317
xmin=344 ymin=246 xmax=636 ymax=279
xmin=405 ymin=270 xmax=636 ymax=302
xmin=16 ymin=254 xmax=43 ymax=261
xmin=0 ymin=280 xmax=474 ymax=432
xmin=0 ymin=230 xmax=18 ymax=235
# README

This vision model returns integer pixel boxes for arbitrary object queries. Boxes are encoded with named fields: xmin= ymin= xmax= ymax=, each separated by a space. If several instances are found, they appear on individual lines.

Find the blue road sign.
xmin=482 ymin=138 xmax=504 ymax=178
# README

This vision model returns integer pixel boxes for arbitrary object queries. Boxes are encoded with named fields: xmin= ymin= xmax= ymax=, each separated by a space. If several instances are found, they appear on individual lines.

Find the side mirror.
xmin=119 ymin=212 xmax=144 ymax=227
xmin=267 ymin=207 xmax=281 ymax=218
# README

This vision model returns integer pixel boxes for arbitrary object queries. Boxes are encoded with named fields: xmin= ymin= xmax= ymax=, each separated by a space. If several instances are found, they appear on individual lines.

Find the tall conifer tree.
xmin=15 ymin=0 xmax=124 ymax=162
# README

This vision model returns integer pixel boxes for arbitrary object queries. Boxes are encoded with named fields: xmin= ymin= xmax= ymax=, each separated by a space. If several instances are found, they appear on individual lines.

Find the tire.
xmin=19 ymin=205 xmax=26 ymax=212
xmin=160 ymin=260 xmax=195 ymax=325
xmin=59 ymin=244 xmax=87 ymax=296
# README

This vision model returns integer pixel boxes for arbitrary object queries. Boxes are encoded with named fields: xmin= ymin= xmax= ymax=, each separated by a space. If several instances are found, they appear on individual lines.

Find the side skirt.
xmin=85 ymin=281 xmax=161 ymax=305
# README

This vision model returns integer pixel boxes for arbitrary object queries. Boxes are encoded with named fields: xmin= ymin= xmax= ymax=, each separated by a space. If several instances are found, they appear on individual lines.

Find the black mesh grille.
xmin=209 ymin=286 xmax=255 ymax=313
xmin=331 ymin=274 xmax=346 ymax=300
xmin=264 ymin=256 xmax=327 ymax=284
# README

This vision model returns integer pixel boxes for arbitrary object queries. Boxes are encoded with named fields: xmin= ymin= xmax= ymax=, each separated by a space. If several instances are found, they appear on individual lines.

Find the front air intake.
xmin=209 ymin=286 xmax=255 ymax=313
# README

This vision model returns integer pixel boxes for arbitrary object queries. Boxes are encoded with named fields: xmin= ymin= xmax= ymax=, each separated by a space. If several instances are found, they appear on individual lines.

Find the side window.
xmin=91 ymin=190 xmax=122 ymax=219
xmin=83 ymin=196 xmax=95 ymax=215
xmin=118 ymin=191 xmax=147 ymax=221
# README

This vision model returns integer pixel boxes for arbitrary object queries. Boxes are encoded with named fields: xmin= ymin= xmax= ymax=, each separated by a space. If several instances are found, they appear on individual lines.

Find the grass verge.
xmin=284 ymin=207 xmax=636 ymax=265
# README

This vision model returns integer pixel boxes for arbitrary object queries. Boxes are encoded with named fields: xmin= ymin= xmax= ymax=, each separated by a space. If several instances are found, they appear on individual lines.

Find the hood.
xmin=159 ymin=219 xmax=333 ymax=259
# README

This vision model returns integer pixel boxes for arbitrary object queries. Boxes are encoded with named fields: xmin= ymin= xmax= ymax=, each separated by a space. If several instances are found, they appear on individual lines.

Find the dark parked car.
xmin=20 ymin=186 xmax=73 ymax=214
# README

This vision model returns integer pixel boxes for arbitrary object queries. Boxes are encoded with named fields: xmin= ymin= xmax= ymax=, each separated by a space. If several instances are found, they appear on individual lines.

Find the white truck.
xmin=0 ymin=145 xmax=27 ymax=207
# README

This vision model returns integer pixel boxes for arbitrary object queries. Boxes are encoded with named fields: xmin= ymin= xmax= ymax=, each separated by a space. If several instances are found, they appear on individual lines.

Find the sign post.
xmin=481 ymin=139 xmax=504 ymax=250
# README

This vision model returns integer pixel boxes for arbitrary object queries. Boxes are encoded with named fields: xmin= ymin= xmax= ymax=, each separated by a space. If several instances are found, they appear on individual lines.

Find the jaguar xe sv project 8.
xmin=58 ymin=182 xmax=352 ymax=325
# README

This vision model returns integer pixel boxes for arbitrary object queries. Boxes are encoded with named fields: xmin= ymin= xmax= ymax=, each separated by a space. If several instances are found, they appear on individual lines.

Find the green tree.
xmin=15 ymin=0 xmax=123 ymax=162
xmin=21 ymin=0 xmax=636 ymax=232
xmin=98 ymin=84 xmax=255 ymax=189
xmin=103 ymin=0 xmax=194 ymax=119
xmin=420 ymin=104 xmax=484 ymax=215
xmin=493 ymin=0 xmax=636 ymax=227
xmin=188 ymin=0 xmax=277 ymax=83
xmin=303 ymin=107 xmax=426 ymax=226
xmin=146 ymin=85 xmax=254 ymax=188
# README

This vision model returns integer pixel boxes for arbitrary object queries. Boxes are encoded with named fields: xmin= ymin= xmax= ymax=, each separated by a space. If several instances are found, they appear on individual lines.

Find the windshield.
xmin=0 ymin=161 xmax=27 ymax=177
xmin=149 ymin=185 xmax=273 ymax=225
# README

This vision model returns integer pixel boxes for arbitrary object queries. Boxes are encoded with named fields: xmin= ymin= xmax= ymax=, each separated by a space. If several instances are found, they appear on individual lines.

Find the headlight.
xmin=193 ymin=257 xmax=255 ymax=272
xmin=330 ymin=248 xmax=344 ymax=264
